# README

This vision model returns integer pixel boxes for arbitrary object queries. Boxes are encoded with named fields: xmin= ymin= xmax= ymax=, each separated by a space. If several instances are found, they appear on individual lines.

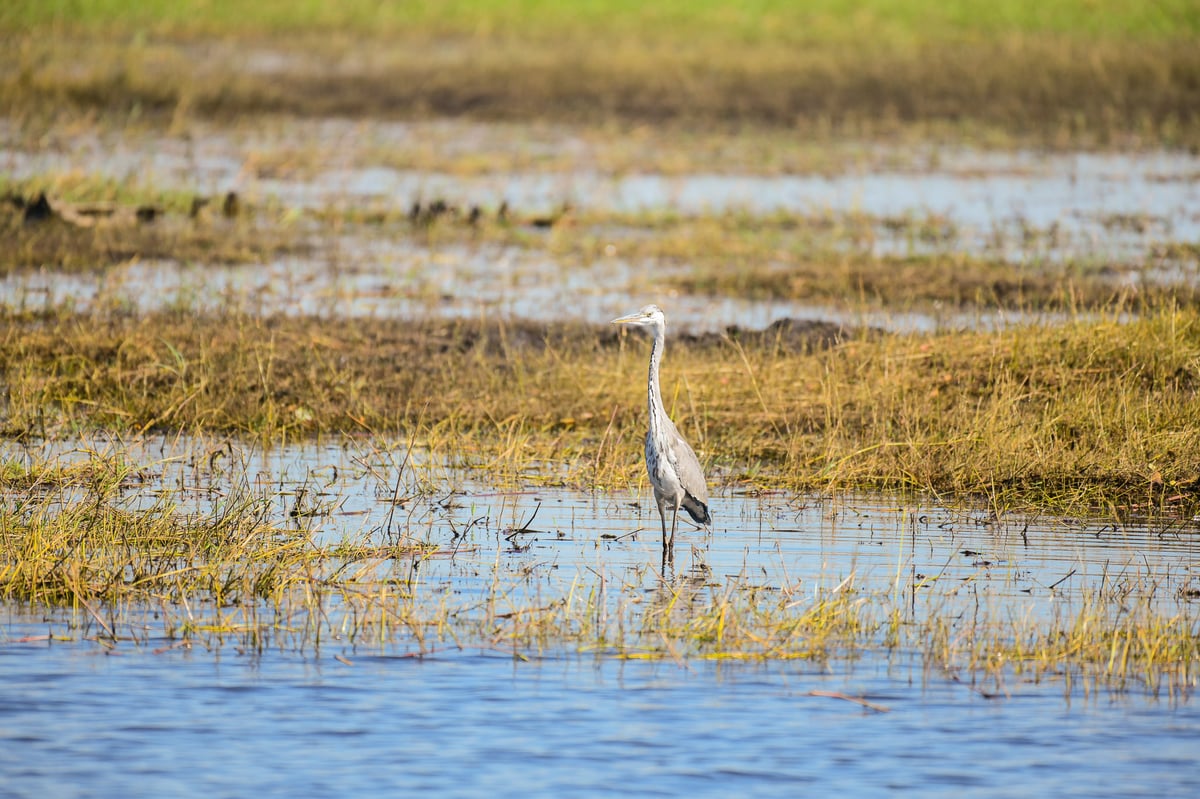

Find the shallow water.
xmin=2 ymin=646 xmax=1199 ymax=798
xmin=0 ymin=241 xmax=1100 ymax=334
xmin=3 ymin=435 xmax=1199 ymax=795
xmin=5 ymin=118 xmax=1199 ymax=332
xmin=5 ymin=119 xmax=1198 ymax=245
xmin=8 ymin=434 xmax=1196 ymax=607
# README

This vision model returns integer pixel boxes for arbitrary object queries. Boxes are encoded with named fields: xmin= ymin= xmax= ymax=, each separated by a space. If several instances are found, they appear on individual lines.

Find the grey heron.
xmin=611 ymin=304 xmax=711 ymax=556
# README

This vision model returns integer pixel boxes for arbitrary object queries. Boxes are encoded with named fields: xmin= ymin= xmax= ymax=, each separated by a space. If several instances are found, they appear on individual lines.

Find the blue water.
xmin=2 ymin=639 xmax=1199 ymax=798
xmin=3 ymin=437 xmax=1199 ymax=797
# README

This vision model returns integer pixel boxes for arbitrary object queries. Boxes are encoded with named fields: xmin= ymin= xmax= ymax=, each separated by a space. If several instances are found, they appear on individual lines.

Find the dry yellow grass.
xmin=3 ymin=304 xmax=1200 ymax=513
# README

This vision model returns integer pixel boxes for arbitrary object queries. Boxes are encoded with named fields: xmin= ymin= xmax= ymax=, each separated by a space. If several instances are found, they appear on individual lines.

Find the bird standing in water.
xmin=611 ymin=305 xmax=710 ymax=560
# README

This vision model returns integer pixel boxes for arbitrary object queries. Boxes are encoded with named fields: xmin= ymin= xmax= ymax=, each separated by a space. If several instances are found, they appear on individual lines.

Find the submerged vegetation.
xmin=1 ymin=450 xmax=1195 ymax=697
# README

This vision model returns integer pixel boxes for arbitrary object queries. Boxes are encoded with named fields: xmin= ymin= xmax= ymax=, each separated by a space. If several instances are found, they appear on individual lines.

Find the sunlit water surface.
xmin=2 ymin=437 xmax=1198 ymax=796
xmin=3 ymin=120 xmax=1199 ymax=333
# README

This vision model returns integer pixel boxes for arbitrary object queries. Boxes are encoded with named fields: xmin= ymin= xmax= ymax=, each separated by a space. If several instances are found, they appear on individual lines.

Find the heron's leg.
xmin=658 ymin=503 xmax=674 ymax=568
xmin=669 ymin=501 xmax=680 ymax=549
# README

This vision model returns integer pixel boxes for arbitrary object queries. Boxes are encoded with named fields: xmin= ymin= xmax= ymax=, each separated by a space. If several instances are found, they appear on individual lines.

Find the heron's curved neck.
xmin=647 ymin=326 xmax=668 ymax=433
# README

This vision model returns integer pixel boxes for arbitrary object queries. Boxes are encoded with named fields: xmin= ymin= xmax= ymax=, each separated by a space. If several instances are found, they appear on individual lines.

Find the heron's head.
xmin=610 ymin=304 xmax=666 ymax=330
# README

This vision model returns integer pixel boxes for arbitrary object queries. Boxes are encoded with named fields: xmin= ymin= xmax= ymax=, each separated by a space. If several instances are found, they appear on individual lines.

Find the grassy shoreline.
xmin=1 ymin=1 xmax=1196 ymax=691
xmin=4 ymin=305 xmax=1200 ymax=514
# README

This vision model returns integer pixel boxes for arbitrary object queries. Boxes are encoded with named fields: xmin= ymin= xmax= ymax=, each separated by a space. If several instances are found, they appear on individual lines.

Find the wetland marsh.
xmin=2 ymin=2 xmax=1199 ymax=796
xmin=2 ymin=434 xmax=1199 ymax=797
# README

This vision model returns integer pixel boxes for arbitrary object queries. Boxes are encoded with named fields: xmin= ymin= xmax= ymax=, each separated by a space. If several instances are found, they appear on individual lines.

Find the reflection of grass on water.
xmin=2 ymin=1 xmax=1197 ymax=144
xmin=2 ymin=454 xmax=1195 ymax=697
xmin=4 ymin=305 xmax=1200 ymax=514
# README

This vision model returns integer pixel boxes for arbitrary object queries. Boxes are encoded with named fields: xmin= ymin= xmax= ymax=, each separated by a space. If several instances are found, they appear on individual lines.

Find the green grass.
xmin=5 ymin=1 xmax=1195 ymax=41
xmin=2 ymin=1 xmax=1197 ymax=142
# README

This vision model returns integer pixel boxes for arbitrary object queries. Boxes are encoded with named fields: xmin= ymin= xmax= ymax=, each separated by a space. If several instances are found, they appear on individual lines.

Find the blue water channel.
xmin=2 ymin=437 xmax=1199 ymax=797
xmin=2 ymin=640 xmax=1199 ymax=798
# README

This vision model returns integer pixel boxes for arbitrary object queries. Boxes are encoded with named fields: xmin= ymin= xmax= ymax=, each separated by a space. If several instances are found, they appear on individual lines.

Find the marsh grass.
xmin=1 ymin=434 xmax=1194 ymax=694
xmin=0 ymin=110 xmax=1012 ymax=185
xmin=3 ymin=0 xmax=1195 ymax=703
xmin=4 ymin=305 xmax=1200 ymax=514
xmin=0 ymin=451 xmax=447 ymax=651
xmin=3 ymin=466 xmax=1194 ymax=698
xmin=928 ymin=586 xmax=1200 ymax=699
xmin=8 ymin=169 xmax=1195 ymax=314
xmin=340 ymin=206 xmax=1200 ymax=317
xmin=0 ymin=446 xmax=143 ymax=492
xmin=3 ymin=2 xmax=1198 ymax=145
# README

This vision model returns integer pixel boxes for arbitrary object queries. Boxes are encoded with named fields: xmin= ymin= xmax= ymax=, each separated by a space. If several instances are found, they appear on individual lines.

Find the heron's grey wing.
xmin=666 ymin=428 xmax=711 ymax=525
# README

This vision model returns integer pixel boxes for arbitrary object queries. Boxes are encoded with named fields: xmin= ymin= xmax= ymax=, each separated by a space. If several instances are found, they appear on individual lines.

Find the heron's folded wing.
xmin=665 ymin=429 xmax=709 ymax=515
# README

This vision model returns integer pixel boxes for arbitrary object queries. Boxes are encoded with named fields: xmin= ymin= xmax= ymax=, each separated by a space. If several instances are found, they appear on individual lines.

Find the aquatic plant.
xmin=2 ymin=455 xmax=1195 ymax=700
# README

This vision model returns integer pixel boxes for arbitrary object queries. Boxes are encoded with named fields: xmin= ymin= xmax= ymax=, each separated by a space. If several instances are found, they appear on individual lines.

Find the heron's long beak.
xmin=610 ymin=312 xmax=642 ymax=325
